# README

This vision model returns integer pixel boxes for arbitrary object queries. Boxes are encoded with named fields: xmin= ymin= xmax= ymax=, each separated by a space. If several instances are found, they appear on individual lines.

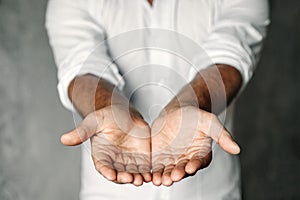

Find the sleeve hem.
xmin=57 ymin=66 xmax=125 ymax=112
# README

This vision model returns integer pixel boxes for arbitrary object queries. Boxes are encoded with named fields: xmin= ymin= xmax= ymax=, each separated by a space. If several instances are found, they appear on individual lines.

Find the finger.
xmin=61 ymin=113 xmax=101 ymax=146
xmin=61 ymin=127 xmax=91 ymax=146
xmin=94 ymin=161 xmax=117 ymax=181
xmin=162 ymin=164 xmax=175 ymax=186
xmin=113 ymin=162 xmax=133 ymax=183
xmin=117 ymin=171 xmax=134 ymax=184
xmin=152 ymin=164 xmax=164 ymax=186
xmin=185 ymin=157 xmax=202 ymax=175
xmin=214 ymin=128 xmax=240 ymax=154
xmin=171 ymin=159 xmax=189 ymax=182
xmin=202 ymin=114 xmax=240 ymax=154
xmin=141 ymin=172 xmax=152 ymax=183
xmin=138 ymin=165 xmax=151 ymax=182
xmin=185 ymin=152 xmax=212 ymax=174
xmin=133 ymin=174 xmax=143 ymax=186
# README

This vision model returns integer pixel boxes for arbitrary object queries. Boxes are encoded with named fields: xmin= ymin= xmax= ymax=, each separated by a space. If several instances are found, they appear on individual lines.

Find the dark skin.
xmin=151 ymin=64 xmax=242 ymax=185
xmin=61 ymin=64 xmax=242 ymax=186
xmin=64 ymin=77 xmax=152 ymax=186
xmin=148 ymin=0 xmax=154 ymax=6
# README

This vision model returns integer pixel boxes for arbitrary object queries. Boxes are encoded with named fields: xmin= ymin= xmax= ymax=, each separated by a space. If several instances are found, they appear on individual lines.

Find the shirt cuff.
xmin=189 ymin=40 xmax=255 ymax=97
xmin=57 ymin=64 xmax=125 ymax=112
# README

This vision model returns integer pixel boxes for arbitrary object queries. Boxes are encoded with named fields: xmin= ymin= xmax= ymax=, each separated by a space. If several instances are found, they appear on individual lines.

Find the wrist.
xmin=97 ymin=90 xmax=144 ymax=121
xmin=161 ymin=97 xmax=198 ymax=118
xmin=163 ymin=85 xmax=201 ymax=113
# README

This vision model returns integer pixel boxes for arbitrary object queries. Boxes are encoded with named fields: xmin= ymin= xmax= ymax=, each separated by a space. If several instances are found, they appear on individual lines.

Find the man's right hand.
xmin=61 ymin=105 xmax=151 ymax=186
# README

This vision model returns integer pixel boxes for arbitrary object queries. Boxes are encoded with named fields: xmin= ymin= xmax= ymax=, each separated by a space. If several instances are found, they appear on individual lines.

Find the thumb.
xmin=61 ymin=112 xmax=101 ymax=146
xmin=200 ymin=113 xmax=240 ymax=155
xmin=212 ymin=128 xmax=240 ymax=155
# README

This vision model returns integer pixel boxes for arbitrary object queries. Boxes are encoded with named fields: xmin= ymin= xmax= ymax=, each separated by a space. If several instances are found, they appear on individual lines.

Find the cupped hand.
xmin=151 ymin=106 xmax=240 ymax=186
xmin=60 ymin=105 xmax=151 ymax=186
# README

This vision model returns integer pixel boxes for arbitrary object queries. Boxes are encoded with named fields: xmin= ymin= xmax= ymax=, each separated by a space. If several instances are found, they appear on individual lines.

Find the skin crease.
xmin=151 ymin=64 xmax=242 ymax=186
xmin=61 ymin=64 xmax=242 ymax=186
xmin=63 ymin=77 xmax=152 ymax=186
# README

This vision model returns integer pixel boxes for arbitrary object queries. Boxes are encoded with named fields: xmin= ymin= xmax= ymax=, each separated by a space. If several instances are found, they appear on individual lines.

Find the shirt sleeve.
xmin=201 ymin=0 xmax=270 ymax=91
xmin=45 ymin=0 xmax=124 ymax=112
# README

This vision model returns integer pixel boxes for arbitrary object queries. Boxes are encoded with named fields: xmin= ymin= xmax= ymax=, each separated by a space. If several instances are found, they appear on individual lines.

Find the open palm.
xmin=61 ymin=105 xmax=151 ymax=186
xmin=151 ymin=106 xmax=240 ymax=186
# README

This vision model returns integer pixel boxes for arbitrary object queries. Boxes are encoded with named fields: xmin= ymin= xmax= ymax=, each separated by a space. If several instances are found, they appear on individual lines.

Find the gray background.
xmin=235 ymin=1 xmax=300 ymax=199
xmin=0 ymin=0 xmax=299 ymax=199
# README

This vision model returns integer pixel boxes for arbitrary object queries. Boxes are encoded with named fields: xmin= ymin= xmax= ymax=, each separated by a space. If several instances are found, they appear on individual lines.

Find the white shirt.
xmin=45 ymin=0 xmax=269 ymax=199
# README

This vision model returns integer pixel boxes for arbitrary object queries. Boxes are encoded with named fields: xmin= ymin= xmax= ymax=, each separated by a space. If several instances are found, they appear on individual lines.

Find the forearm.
xmin=68 ymin=74 xmax=139 ymax=118
xmin=68 ymin=74 xmax=117 ymax=117
xmin=165 ymin=64 xmax=242 ymax=114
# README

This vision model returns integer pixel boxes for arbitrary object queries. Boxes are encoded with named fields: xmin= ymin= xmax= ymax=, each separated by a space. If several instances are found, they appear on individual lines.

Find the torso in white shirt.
xmin=79 ymin=1 xmax=241 ymax=200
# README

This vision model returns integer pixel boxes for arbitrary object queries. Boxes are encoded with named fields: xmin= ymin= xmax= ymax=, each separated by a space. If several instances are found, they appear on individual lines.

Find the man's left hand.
xmin=151 ymin=105 xmax=240 ymax=186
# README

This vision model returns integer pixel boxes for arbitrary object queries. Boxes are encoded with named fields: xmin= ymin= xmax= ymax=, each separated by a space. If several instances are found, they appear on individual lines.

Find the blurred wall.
xmin=0 ymin=0 xmax=80 ymax=200
xmin=235 ymin=1 xmax=300 ymax=199
xmin=0 ymin=0 xmax=299 ymax=200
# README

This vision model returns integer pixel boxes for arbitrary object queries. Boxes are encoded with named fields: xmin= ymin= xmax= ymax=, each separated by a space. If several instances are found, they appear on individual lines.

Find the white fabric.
xmin=45 ymin=0 xmax=269 ymax=199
